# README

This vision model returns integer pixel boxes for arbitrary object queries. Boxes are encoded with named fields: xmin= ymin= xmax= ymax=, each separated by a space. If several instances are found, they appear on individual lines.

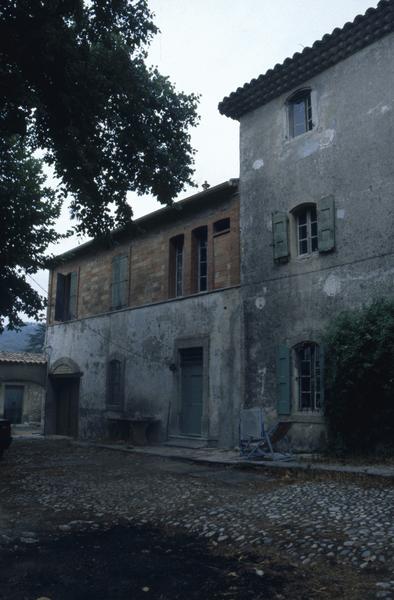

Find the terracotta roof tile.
xmin=0 ymin=352 xmax=46 ymax=365
xmin=219 ymin=0 xmax=394 ymax=120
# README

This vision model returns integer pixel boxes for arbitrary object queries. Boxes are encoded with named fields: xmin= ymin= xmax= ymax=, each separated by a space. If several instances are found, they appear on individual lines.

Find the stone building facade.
xmin=0 ymin=352 xmax=46 ymax=430
xmin=46 ymin=2 xmax=394 ymax=451
xmin=219 ymin=0 xmax=394 ymax=450
xmin=46 ymin=181 xmax=241 ymax=446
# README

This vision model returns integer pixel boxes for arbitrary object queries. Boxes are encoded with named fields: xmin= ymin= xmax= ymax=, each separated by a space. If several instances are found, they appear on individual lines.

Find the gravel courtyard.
xmin=1 ymin=438 xmax=393 ymax=599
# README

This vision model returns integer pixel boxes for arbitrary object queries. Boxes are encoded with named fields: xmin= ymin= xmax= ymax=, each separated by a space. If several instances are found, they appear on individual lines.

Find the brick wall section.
xmin=48 ymin=192 xmax=240 ymax=323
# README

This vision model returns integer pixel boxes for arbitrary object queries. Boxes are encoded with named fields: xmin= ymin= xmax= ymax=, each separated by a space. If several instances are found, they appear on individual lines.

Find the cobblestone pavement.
xmin=1 ymin=438 xmax=394 ymax=599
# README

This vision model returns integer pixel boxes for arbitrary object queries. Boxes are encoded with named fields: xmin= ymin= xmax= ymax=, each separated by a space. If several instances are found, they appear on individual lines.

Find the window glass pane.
xmin=300 ymin=392 xmax=311 ymax=410
xmin=175 ymin=241 xmax=183 ymax=297
xmin=289 ymin=91 xmax=312 ymax=137
xmin=298 ymin=212 xmax=307 ymax=226
xmin=297 ymin=343 xmax=321 ymax=411
xmin=311 ymin=221 xmax=317 ymax=237
xmin=299 ymin=239 xmax=308 ymax=254
xmin=197 ymin=232 xmax=208 ymax=292
xmin=293 ymin=100 xmax=307 ymax=136
xmin=299 ymin=224 xmax=307 ymax=239
xmin=213 ymin=218 xmax=230 ymax=234
xmin=109 ymin=360 xmax=122 ymax=405
xmin=300 ymin=360 xmax=310 ymax=376
xmin=199 ymin=277 xmax=207 ymax=292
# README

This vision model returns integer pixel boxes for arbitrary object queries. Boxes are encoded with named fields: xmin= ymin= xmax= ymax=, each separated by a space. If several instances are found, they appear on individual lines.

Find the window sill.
xmin=283 ymin=127 xmax=315 ymax=146
xmin=213 ymin=229 xmax=230 ymax=238
xmin=295 ymin=251 xmax=319 ymax=261
xmin=291 ymin=412 xmax=325 ymax=424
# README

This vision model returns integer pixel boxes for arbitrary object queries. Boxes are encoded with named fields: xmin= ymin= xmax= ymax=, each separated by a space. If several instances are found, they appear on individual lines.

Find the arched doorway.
xmin=49 ymin=358 xmax=82 ymax=438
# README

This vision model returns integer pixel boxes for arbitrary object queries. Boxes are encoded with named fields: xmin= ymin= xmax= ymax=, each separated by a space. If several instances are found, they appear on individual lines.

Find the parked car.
xmin=0 ymin=419 xmax=12 ymax=459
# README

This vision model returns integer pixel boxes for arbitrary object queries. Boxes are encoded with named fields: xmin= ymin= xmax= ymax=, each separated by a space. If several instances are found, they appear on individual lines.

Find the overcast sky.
xmin=30 ymin=0 xmax=378 ymax=298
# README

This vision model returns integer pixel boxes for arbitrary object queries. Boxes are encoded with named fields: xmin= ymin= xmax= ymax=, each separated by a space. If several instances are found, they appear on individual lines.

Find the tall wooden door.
xmin=4 ymin=385 xmax=24 ymax=424
xmin=55 ymin=379 xmax=79 ymax=437
xmin=180 ymin=348 xmax=203 ymax=436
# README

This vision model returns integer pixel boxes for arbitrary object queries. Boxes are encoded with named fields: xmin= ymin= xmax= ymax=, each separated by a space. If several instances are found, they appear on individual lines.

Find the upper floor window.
xmin=288 ymin=89 xmax=312 ymax=138
xmin=193 ymin=226 xmax=208 ymax=292
xmin=169 ymin=235 xmax=184 ymax=298
xmin=55 ymin=271 xmax=77 ymax=321
xmin=111 ymin=254 xmax=129 ymax=310
xmin=296 ymin=205 xmax=318 ymax=256
xmin=213 ymin=217 xmax=230 ymax=235
xmin=272 ymin=196 xmax=335 ymax=263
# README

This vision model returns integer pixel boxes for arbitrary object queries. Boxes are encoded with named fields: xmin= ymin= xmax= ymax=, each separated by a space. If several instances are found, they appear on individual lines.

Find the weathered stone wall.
xmin=46 ymin=287 xmax=241 ymax=447
xmin=239 ymin=34 xmax=394 ymax=450
xmin=48 ymin=194 xmax=239 ymax=323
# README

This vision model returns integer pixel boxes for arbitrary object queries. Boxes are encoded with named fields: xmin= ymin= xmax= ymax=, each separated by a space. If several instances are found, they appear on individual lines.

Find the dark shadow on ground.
xmin=0 ymin=524 xmax=296 ymax=600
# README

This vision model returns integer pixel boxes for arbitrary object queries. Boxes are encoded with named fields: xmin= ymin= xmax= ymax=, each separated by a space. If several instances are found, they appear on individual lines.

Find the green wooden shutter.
xmin=277 ymin=345 xmax=291 ymax=415
xmin=54 ymin=273 xmax=65 ymax=321
xmin=69 ymin=271 xmax=78 ymax=319
xmin=318 ymin=196 xmax=335 ymax=252
xmin=112 ymin=255 xmax=128 ymax=309
xmin=119 ymin=255 xmax=129 ymax=307
xmin=319 ymin=345 xmax=325 ymax=408
xmin=112 ymin=256 xmax=121 ymax=309
xmin=272 ymin=212 xmax=289 ymax=261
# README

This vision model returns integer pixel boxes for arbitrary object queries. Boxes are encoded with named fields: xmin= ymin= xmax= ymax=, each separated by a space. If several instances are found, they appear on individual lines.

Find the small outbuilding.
xmin=0 ymin=352 xmax=46 ymax=430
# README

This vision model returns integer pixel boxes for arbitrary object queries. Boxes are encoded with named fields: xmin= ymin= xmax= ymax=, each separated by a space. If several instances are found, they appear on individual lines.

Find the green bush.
xmin=323 ymin=299 xmax=394 ymax=454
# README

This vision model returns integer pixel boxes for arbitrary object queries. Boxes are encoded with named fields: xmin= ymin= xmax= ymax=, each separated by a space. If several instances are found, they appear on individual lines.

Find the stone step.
xmin=163 ymin=436 xmax=208 ymax=449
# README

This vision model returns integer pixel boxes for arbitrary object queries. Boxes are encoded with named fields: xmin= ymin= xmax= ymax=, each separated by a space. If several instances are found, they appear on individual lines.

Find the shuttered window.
xmin=54 ymin=271 xmax=78 ymax=321
xmin=277 ymin=343 xmax=325 ymax=416
xmin=272 ymin=212 xmax=289 ymax=262
xmin=318 ymin=196 xmax=335 ymax=252
xmin=111 ymin=254 xmax=129 ymax=310
xmin=296 ymin=343 xmax=323 ymax=412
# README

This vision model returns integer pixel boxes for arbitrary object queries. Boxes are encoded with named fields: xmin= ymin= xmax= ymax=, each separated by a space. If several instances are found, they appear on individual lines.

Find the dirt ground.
xmin=0 ymin=438 xmax=392 ymax=600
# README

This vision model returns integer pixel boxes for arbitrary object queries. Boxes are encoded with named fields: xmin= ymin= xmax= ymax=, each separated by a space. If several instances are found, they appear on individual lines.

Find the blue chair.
xmin=239 ymin=407 xmax=292 ymax=461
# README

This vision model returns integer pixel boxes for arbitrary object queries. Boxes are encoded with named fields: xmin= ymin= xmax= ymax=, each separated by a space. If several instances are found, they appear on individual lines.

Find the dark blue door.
xmin=4 ymin=385 xmax=23 ymax=424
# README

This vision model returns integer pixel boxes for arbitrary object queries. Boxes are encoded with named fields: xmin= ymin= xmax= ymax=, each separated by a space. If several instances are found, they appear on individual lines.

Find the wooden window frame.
xmin=169 ymin=235 xmax=184 ymax=298
xmin=213 ymin=217 xmax=230 ymax=236
xmin=111 ymin=254 xmax=129 ymax=310
xmin=106 ymin=357 xmax=125 ymax=409
xmin=296 ymin=206 xmax=318 ymax=256
xmin=192 ymin=226 xmax=208 ymax=293
xmin=54 ymin=271 xmax=78 ymax=322
xmin=288 ymin=89 xmax=313 ymax=138
xmin=295 ymin=343 xmax=322 ymax=413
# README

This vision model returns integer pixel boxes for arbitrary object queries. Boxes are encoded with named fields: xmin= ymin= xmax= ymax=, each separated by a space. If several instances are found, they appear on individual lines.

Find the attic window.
xmin=213 ymin=218 xmax=230 ymax=235
xmin=288 ymin=90 xmax=313 ymax=138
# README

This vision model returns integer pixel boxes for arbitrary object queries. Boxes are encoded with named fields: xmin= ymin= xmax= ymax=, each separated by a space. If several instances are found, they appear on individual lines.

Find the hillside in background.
xmin=0 ymin=323 xmax=45 ymax=352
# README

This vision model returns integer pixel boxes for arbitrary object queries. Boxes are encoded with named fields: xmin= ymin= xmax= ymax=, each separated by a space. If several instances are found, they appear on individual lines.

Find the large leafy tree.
xmin=0 ymin=135 xmax=62 ymax=331
xmin=0 ymin=0 xmax=199 ymax=330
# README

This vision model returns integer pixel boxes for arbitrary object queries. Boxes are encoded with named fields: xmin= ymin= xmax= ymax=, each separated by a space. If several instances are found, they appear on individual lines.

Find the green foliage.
xmin=0 ymin=1 xmax=199 ymax=329
xmin=0 ymin=1 xmax=199 ymax=235
xmin=26 ymin=322 xmax=46 ymax=353
xmin=0 ymin=136 xmax=62 ymax=331
xmin=323 ymin=300 xmax=394 ymax=454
